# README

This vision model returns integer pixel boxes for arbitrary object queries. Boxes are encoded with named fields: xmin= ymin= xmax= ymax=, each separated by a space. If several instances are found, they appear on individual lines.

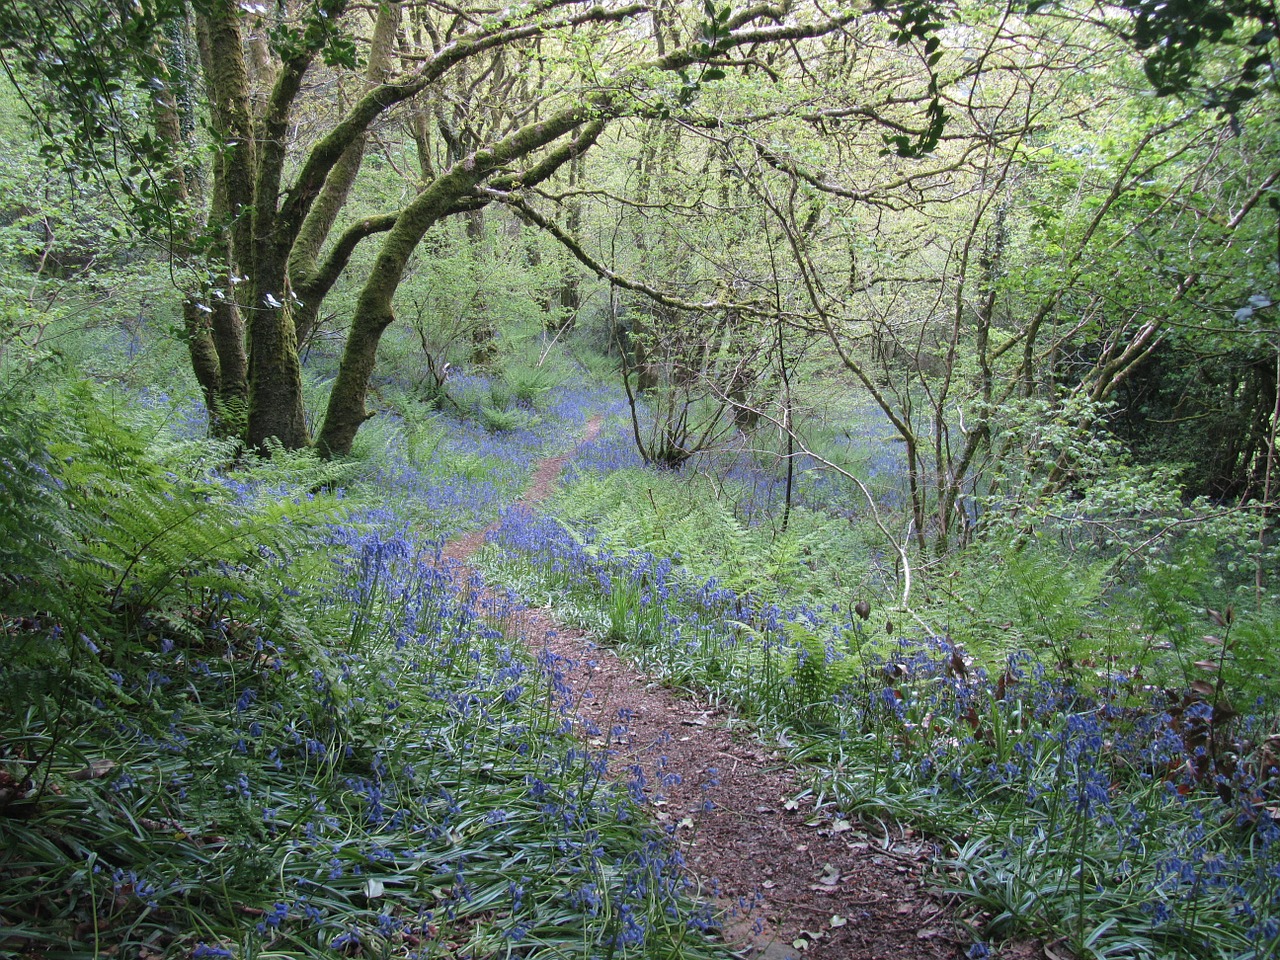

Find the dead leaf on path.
xmin=793 ymin=929 xmax=825 ymax=950
xmin=829 ymin=915 xmax=848 ymax=928
xmin=831 ymin=818 xmax=852 ymax=833
xmin=818 ymin=863 xmax=840 ymax=886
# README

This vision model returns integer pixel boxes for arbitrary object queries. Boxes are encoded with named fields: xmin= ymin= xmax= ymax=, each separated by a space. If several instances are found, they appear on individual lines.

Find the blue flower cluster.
xmin=485 ymin=497 xmax=1280 ymax=956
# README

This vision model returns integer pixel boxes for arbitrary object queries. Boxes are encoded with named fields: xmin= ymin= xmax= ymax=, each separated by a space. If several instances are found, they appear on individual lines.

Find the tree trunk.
xmin=183 ymin=299 xmax=223 ymax=428
xmin=316 ymin=105 xmax=594 ymax=456
xmin=291 ymin=3 xmax=402 ymax=347
xmin=464 ymin=208 xmax=497 ymax=363
xmin=554 ymin=151 xmax=585 ymax=331
xmin=157 ymin=6 xmax=249 ymax=438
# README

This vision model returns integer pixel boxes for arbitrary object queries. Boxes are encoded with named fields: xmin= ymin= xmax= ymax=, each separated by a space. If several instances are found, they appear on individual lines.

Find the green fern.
xmin=503 ymin=362 xmax=566 ymax=407
xmin=554 ymin=469 xmax=873 ymax=608
xmin=0 ymin=382 xmax=352 ymax=811
xmin=57 ymin=407 xmax=335 ymax=633
xmin=784 ymin=620 xmax=859 ymax=728
xmin=1007 ymin=546 xmax=1111 ymax=669
xmin=726 ymin=513 xmax=829 ymax=604
xmin=943 ymin=542 xmax=1114 ymax=671
xmin=479 ymin=402 xmax=532 ymax=432
xmin=3 ymin=382 xmax=346 ymax=658
xmin=0 ymin=389 xmax=70 ymax=596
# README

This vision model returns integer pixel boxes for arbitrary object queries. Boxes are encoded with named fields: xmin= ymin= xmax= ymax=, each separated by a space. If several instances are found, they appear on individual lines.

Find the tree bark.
xmin=291 ymin=3 xmax=402 ymax=347
xmin=153 ymin=6 xmax=250 ymax=438
xmin=316 ymin=106 xmax=599 ymax=456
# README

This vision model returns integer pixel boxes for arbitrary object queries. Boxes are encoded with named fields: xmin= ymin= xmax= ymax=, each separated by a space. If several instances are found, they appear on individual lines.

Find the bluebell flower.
xmin=330 ymin=928 xmax=361 ymax=951
xmin=191 ymin=945 xmax=233 ymax=958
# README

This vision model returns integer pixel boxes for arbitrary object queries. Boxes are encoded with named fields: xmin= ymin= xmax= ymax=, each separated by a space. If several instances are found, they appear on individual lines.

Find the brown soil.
xmin=441 ymin=417 xmax=976 ymax=960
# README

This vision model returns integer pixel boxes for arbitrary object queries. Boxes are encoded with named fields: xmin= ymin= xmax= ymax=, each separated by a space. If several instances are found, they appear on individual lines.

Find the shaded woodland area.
xmin=1 ymin=2 xmax=1278 ymax=958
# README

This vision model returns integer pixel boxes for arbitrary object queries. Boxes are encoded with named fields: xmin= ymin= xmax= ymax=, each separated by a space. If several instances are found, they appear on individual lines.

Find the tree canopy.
xmin=0 ymin=0 xmax=1275 ymax=525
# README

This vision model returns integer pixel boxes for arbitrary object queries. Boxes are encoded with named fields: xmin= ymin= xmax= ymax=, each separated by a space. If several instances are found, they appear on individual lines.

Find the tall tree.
xmin=3 ymin=0 xmax=970 ymax=455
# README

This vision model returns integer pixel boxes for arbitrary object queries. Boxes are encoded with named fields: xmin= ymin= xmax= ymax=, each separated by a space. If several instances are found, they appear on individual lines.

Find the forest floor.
xmin=439 ymin=418 xmax=992 ymax=960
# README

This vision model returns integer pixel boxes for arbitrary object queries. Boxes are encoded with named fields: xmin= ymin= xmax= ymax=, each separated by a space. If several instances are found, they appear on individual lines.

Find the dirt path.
xmin=441 ymin=418 xmax=966 ymax=960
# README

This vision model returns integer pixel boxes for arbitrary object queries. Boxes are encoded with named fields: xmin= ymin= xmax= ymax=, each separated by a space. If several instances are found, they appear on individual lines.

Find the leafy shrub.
xmin=480 ymin=401 xmax=533 ymax=432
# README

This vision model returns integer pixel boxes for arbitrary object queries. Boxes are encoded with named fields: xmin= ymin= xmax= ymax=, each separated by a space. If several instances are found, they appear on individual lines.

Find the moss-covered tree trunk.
xmin=196 ymin=1 xmax=278 ymax=443
xmin=152 ymin=6 xmax=249 ymax=438
xmin=290 ymin=3 xmax=402 ymax=348
xmin=316 ymin=107 xmax=597 ymax=456
xmin=195 ymin=0 xmax=354 ymax=451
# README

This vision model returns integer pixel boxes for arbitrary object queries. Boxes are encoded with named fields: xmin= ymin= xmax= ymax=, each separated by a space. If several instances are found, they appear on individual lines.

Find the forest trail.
xmin=439 ymin=418 xmax=967 ymax=960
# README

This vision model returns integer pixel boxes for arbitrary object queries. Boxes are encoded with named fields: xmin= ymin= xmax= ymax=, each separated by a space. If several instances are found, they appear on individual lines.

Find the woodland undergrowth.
xmin=0 ymin=375 xmax=728 ymax=960
xmin=480 ymin=409 xmax=1280 ymax=960
xmin=3 ymin=332 xmax=1279 ymax=960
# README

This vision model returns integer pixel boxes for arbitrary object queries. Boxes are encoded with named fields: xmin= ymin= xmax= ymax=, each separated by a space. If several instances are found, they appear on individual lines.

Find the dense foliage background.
xmin=2 ymin=1 xmax=1278 ymax=958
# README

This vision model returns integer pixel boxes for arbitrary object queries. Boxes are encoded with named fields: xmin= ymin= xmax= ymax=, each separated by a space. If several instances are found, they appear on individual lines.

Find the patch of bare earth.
xmin=440 ymin=417 xmax=972 ymax=960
